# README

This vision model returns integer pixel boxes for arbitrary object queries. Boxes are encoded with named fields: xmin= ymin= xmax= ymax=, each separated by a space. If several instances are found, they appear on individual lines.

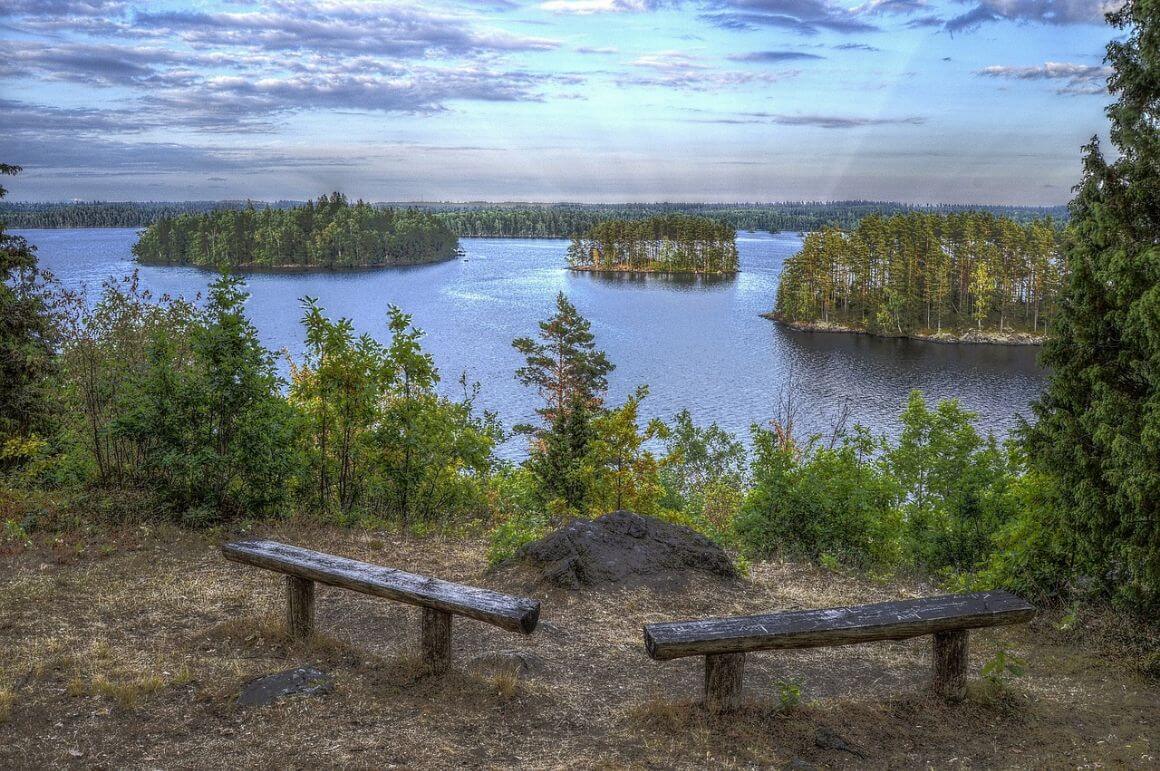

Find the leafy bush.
xmin=886 ymin=392 xmax=1016 ymax=574
xmin=291 ymin=301 xmax=499 ymax=527
xmin=736 ymin=425 xmax=899 ymax=568
xmin=116 ymin=275 xmax=300 ymax=522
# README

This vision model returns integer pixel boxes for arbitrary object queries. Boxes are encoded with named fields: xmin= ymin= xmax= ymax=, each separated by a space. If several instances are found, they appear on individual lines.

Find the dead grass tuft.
xmin=0 ymin=689 xmax=13 ymax=723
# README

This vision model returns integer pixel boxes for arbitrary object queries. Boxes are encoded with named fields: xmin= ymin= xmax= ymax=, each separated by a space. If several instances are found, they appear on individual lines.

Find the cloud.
xmin=833 ymin=42 xmax=881 ymax=51
xmin=945 ymin=0 xmax=1122 ymax=32
xmin=132 ymin=5 xmax=559 ymax=57
xmin=689 ymin=109 xmax=927 ymax=127
xmin=0 ymin=98 xmax=153 ymax=135
xmin=976 ymin=61 xmax=1111 ymax=94
xmin=905 ymin=14 xmax=945 ymax=25
xmin=700 ymin=0 xmax=880 ymax=34
xmin=0 ymin=1 xmax=126 ymax=16
xmin=850 ymin=0 xmax=928 ymax=14
xmin=575 ymin=45 xmax=620 ymax=53
xmin=618 ymin=50 xmax=799 ymax=89
xmin=539 ymin=0 xmax=671 ymax=12
xmin=728 ymin=50 xmax=825 ymax=61
xmin=0 ymin=2 xmax=574 ymax=130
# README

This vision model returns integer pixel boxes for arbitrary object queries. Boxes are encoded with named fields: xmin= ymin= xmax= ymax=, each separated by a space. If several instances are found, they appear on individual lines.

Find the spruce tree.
xmin=1021 ymin=0 xmax=1159 ymax=611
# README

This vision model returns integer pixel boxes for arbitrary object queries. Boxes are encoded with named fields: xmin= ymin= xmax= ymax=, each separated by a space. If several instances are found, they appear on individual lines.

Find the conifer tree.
xmin=0 ymin=164 xmax=57 ymax=458
xmin=1022 ymin=0 xmax=1159 ymax=612
xmin=514 ymin=293 xmax=614 ymax=515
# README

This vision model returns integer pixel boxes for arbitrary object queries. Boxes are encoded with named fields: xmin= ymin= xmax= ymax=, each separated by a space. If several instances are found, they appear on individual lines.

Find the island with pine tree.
xmin=565 ymin=215 xmax=739 ymax=274
xmin=132 ymin=193 xmax=459 ymax=270
xmin=766 ymin=211 xmax=1063 ymax=344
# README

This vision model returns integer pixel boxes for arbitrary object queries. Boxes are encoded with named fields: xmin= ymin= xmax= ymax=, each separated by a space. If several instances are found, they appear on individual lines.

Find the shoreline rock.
xmin=761 ymin=313 xmax=1045 ymax=346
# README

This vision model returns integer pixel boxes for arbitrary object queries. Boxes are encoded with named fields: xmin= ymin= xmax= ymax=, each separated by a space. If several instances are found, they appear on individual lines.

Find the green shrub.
xmin=736 ymin=426 xmax=899 ymax=568
xmin=487 ymin=511 xmax=550 ymax=567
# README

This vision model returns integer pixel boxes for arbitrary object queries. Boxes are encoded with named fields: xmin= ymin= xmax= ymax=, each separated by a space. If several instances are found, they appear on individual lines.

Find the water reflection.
xmin=571 ymin=269 xmax=737 ymax=291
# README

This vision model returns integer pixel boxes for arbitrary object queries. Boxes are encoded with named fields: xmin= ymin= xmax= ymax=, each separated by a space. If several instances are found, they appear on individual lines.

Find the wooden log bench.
xmin=222 ymin=539 xmax=541 ymax=675
xmin=643 ymin=590 xmax=1034 ymax=713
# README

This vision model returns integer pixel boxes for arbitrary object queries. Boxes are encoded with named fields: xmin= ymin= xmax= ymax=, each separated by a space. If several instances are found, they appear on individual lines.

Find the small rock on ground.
xmin=238 ymin=666 xmax=333 ymax=707
xmin=467 ymin=650 xmax=545 ymax=680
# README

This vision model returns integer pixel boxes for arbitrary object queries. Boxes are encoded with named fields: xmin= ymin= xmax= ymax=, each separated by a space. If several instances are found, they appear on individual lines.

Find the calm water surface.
xmin=21 ymin=228 xmax=1045 ymax=454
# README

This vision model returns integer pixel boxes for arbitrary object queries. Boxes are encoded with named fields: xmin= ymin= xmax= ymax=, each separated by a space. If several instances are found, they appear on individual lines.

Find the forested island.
xmin=565 ymin=215 xmax=739 ymax=274
xmin=132 ymin=193 xmax=459 ymax=270
xmin=2 ymin=199 xmax=1067 ymax=235
xmin=770 ymin=211 xmax=1063 ymax=343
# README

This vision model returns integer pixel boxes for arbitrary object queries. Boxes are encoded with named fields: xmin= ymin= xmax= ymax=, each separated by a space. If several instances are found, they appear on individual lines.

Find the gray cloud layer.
xmin=976 ymin=61 xmax=1112 ymax=94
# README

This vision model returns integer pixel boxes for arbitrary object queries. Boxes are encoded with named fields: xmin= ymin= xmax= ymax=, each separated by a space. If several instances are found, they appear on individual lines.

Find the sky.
xmin=0 ymin=0 xmax=1124 ymax=204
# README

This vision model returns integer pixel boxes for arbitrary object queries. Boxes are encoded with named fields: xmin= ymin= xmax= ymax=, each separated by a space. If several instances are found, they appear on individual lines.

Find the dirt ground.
xmin=1 ymin=523 xmax=1156 ymax=769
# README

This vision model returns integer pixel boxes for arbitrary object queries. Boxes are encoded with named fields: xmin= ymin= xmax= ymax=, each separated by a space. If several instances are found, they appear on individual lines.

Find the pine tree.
xmin=1021 ymin=0 xmax=1159 ymax=612
xmin=514 ymin=293 xmax=615 ymax=516
xmin=513 ymin=292 xmax=613 ymax=425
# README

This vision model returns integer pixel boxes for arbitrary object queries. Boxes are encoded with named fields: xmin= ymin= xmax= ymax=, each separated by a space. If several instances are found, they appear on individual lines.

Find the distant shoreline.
xmin=762 ymin=314 xmax=1045 ymax=346
xmin=133 ymin=253 xmax=459 ymax=273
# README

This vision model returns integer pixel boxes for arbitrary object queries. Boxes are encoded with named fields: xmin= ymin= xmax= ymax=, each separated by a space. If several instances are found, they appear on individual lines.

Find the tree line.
xmin=131 ymin=193 xmax=459 ymax=270
xmin=773 ymin=211 xmax=1063 ymax=338
xmin=565 ymin=215 xmax=739 ymax=273
xmin=3 ymin=199 xmax=1068 ymax=235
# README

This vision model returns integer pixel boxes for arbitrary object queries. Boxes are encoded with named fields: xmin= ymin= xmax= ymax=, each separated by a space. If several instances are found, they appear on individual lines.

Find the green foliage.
xmin=0 ymin=164 xmax=58 ymax=463
xmin=566 ymin=215 xmax=738 ymax=274
xmin=4 ymin=199 xmax=1068 ymax=233
xmin=587 ymin=386 xmax=667 ymax=515
xmin=737 ymin=391 xmax=1018 ymax=576
xmin=56 ymin=274 xmax=201 ymax=487
xmin=887 ymin=392 xmax=1014 ymax=573
xmin=659 ymin=409 xmax=748 ymax=542
xmin=774 ymin=680 xmax=803 ymax=711
xmin=774 ymin=211 xmax=1063 ymax=337
xmin=487 ymin=510 xmax=551 ymax=567
xmin=515 ymin=293 xmax=615 ymax=516
xmin=1018 ymin=0 xmax=1160 ymax=614
xmin=980 ymin=648 xmax=1026 ymax=686
xmin=132 ymin=193 xmax=458 ymax=269
xmin=115 ymin=275 xmax=299 ymax=522
xmin=513 ymin=292 xmax=614 ymax=426
xmin=737 ymin=424 xmax=900 ymax=568
xmin=291 ymin=301 xmax=498 ymax=527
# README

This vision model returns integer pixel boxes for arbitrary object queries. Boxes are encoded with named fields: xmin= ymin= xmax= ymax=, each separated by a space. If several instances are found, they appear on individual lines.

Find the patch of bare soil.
xmin=0 ymin=524 xmax=1155 ymax=769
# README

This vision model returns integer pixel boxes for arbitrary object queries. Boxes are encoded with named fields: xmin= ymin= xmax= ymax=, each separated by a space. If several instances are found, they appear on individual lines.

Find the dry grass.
xmin=0 ymin=524 xmax=1156 ymax=769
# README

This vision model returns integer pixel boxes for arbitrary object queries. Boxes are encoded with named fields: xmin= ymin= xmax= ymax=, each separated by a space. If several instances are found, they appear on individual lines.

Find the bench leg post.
xmin=421 ymin=608 xmax=452 ymax=676
xmin=704 ymin=652 xmax=745 ymax=714
xmin=932 ymin=629 xmax=969 ymax=702
xmin=285 ymin=575 xmax=315 ymax=640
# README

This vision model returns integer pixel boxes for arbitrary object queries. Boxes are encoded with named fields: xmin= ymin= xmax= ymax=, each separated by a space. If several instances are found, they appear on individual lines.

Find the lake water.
xmin=19 ymin=228 xmax=1046 ymax=455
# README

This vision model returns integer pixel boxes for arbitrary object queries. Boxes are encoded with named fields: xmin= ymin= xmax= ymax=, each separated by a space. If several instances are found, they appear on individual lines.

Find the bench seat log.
xmin=644 ymin=591 xmax=1033 ymax=711
xmin=223 ymin=540 xmax=540 ymax=635
xmin=644 ymin=591 xmax=1034 ymax=661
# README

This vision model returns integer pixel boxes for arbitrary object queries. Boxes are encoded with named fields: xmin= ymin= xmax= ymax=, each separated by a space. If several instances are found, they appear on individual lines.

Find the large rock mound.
xmin=514 ymin=510 xmax=737 ymax=590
